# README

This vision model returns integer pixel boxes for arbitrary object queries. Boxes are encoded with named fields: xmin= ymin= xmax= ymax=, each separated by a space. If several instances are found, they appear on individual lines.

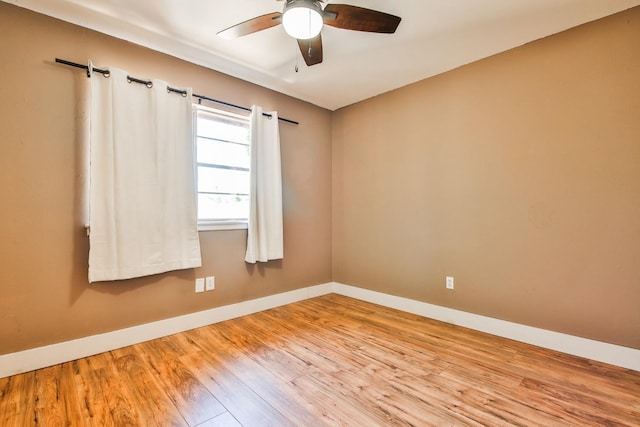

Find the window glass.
xmin=196 ymin=138 xmax=250 ymax=169
xmin=195 ymin=107 xmax=251 ymax=227
xmin=197 ymin=167 xmax=249 ymax=195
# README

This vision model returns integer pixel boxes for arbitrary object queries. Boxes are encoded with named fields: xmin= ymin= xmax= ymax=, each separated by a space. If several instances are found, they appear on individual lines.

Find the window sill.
xmin=198 ymin=220 xmax=248 ymax=231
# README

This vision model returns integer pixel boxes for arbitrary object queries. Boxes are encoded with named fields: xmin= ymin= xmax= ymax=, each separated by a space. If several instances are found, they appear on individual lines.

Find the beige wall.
xmin=332 ymin=7 xmax=640 ymax=349
xmin=0 ymin=3 xmax=332 ymax=354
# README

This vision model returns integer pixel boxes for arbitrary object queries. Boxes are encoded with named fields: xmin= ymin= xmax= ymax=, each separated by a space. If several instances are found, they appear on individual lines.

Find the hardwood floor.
xmin=1 ymin=294 xmax=639 ymax=426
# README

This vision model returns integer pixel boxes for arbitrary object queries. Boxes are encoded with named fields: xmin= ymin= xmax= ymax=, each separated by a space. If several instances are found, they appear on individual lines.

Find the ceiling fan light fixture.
xmin=282 ymin=0 xmax=323 ymax=40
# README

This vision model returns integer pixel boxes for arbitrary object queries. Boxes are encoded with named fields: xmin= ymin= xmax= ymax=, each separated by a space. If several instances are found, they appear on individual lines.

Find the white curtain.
xmin=88 ymin=66 xmax=201 ymax=282
xmin=245 ymin=106 xmax=284 ymax=263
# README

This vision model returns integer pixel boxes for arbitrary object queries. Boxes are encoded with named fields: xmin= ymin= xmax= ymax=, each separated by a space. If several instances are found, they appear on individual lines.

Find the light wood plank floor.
xmin=1 ymin=294 xmax=639 ymax=426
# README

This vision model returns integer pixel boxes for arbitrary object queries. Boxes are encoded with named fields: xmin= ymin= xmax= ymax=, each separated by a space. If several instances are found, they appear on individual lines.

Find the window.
xmin=195 ymin=106 xmax=251 ymax=230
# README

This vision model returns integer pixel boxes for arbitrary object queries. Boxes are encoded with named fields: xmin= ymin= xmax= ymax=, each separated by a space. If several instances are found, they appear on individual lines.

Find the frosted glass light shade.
xmin=282 ymin=5 xmax=323 ymax=39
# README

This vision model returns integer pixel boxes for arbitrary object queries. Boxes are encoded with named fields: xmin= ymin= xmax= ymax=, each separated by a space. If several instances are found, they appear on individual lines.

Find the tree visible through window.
xmin=195 ymin=107 xmax=250 ymax=228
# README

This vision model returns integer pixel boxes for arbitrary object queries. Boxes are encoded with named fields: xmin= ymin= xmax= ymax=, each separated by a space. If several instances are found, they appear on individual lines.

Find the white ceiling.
xmin=6 ymin=0 xmax=640 ymax=110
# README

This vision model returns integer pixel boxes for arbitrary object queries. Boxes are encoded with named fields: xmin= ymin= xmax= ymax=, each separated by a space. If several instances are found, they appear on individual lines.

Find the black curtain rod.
xmin=54 ymin=58 xmax=299 ymax=126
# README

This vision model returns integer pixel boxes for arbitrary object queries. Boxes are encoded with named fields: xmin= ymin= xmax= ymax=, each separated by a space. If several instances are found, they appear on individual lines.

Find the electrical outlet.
xmin=205 ymin=276 xmax=215 ymax=291
xmin=446 ymin=276 xmax=454 ymax=290
xmin=195 ymin=278 xmax=205 ymax=293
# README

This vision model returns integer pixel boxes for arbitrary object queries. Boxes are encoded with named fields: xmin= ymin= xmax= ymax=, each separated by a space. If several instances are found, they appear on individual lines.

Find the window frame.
xmin=194 ymin=104 xmax=251 ymax=232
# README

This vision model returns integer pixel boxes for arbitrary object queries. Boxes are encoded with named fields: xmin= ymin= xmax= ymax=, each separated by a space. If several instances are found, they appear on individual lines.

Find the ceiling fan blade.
xmin=217 ymin=12 xmax=282 ymax=39
xmin=297 ymin=34 xmax=323 ymax=66
xmin=323 ymin=4 xmax=401 ymax=33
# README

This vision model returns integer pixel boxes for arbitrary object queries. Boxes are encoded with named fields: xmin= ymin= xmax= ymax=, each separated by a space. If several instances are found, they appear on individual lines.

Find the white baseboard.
xmin=331 ymin=282 xmax=640 ymax=372
xmin=1 ymin=281 xmax=638 ymax=379
xmin=0 ymin=283 xmax=334 ymax=379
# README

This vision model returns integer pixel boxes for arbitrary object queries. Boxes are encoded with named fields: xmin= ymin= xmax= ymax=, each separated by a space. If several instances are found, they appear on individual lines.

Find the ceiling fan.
xmin=217 ymin=0 xmax=401 ymax=66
